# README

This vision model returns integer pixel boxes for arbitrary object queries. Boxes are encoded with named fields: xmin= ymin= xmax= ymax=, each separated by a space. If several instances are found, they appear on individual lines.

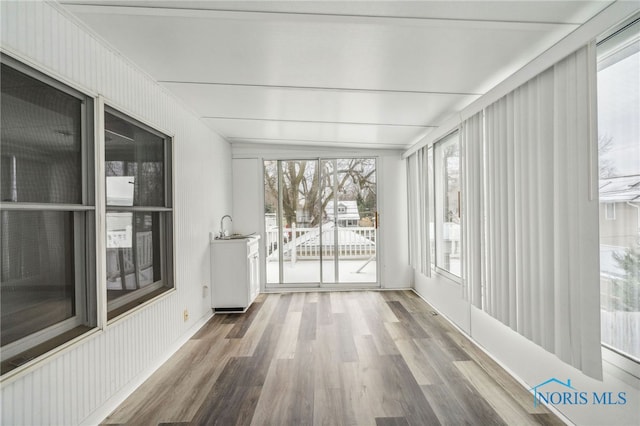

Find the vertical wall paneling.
xmin=16 ymin=1 xmax=27 ymax=54
xmin=0 ymin=2 xmax=6 ymax=49
xmin=25 ymin=2 xmax=35 ymax=57
xmin=77 ymin=345 xmax=84 ymax=420
xmin=98 ymin=332 xmax=106 ymax=409
xmin=35 ymin=4 xmax=43 ymax=65
xmin=56 ymin=358 xmax=63 ymax=425
xmin=12 ymin=377 xmax=21 ymax=424
xmin=0 ymin=1 xmax=230 ymax=424
xmin=31 ymin=371 xmax=40 ymax=425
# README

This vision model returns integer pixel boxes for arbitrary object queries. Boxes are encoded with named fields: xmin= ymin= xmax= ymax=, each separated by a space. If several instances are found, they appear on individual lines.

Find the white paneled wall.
xmin=1 ymin=1 xmax=232 ymax=424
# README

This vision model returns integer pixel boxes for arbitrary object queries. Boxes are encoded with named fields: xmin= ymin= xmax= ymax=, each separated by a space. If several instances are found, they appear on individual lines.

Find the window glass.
xmin=598 ymin=20 xmax=640 ymax=361
xmin=105 ymin=108 xmax=173 ymax=319
xmin=1 ymin=211 xmax=75 ymax=346
xmin=105 ymin=112 xmax=165 ymax=207
xmin=1 ymin=63 xmax=82 ymax=204
xmin=263 ymin=158 xmax=377 ymax=285
xmin=106 ymin=212 xmax=162 ymax=297
xmin=0 ymin=58 xmax=95 ymax=374
xmin=435 ymin=133 xmax=462 ymax=277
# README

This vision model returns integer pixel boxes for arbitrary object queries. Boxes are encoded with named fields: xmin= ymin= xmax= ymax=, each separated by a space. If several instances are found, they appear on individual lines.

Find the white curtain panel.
xmin=479 ymin=44 xmax=602 ymax=379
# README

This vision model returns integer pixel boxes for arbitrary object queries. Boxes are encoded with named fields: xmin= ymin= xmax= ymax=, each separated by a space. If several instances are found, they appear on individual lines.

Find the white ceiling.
xmin=62 ymin=1 xmax=614 ymax=150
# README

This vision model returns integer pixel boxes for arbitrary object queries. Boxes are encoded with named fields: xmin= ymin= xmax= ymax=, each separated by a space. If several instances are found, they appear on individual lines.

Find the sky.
xmin=597 ymin=45 xmax=640 ymax=178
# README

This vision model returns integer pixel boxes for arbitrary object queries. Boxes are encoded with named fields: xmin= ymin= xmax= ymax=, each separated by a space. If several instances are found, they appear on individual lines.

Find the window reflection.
xmin=105 ymin=112 xmax=164 ymax=207
xmin=106 ymin=212 xmax=161 ymax=304
xmin=0 ymin=211 xmax=75 ymax=346
xmin=0 ymin=63 xmax=82 ymax=204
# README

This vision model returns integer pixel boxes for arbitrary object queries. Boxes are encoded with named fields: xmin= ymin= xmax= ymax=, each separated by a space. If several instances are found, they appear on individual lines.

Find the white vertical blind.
xmin=407 ymin=154 xmax=418 ymax=270
xmin=474 ymin=44 xmax=602 ymax=379
xmin=418 ymin=147 xmax=430 ymax=275
xmin=461 ymin=112 xmax=483 ymax=307
xmin=406 ymin=147 xmax=430 ymax=276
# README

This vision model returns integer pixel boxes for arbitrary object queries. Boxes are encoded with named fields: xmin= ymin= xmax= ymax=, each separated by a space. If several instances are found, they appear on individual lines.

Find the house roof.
xmin=599 ymin=175 xmax=640 ymax=202
xmin=325 ymin=200 xmax=360 ymax=220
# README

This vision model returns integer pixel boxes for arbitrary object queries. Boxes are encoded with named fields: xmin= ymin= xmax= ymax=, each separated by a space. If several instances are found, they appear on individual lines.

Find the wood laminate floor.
xmin=103 ymin=291 xmax=564 ymax=425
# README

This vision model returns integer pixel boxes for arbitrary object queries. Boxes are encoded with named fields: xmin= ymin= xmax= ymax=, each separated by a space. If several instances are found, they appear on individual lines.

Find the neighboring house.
xmin=290 ymin=200 xmax=362 ymax=227
xmin=599 ymin=175 xmax=640 ymax=277
xmin=325 ymin=200 xmax=361 ymax=227
xmin=598 ymin=175 xmax=640 ymax=315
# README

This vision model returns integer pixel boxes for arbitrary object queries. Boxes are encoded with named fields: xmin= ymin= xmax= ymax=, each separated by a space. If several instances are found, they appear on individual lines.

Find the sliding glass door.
xmin=264 ymin=158 xmax=377 ymax=286
xmin=264 ymin=159 xmax=321 ymax=284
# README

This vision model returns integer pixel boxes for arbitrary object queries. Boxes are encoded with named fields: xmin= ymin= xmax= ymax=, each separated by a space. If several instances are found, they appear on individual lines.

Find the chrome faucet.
xmin=219 ymin=215 xmax=232 ymax=238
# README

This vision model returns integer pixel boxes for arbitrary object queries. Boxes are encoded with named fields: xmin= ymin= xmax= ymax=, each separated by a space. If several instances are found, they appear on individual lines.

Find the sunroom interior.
xmin=1 ymin=1 xmax=639 ymax=425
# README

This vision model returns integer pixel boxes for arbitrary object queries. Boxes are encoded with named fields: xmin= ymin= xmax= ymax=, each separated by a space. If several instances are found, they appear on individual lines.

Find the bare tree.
xmin=598 ymin=135 xmax=617 ymax=178
xmin=264 ymin=159 xmax=376 ymax=228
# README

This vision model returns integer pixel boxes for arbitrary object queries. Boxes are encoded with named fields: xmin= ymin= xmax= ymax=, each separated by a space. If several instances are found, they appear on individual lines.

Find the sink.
xmin=228 ymin=234 xmax=252 ymax=239
xmin=217 ymin=233 xmax=256 ymax=240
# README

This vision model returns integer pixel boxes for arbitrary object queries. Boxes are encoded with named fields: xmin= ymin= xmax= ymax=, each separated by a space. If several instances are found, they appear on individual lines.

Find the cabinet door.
xmin=211 ymin=242 xmax=249 ymax=309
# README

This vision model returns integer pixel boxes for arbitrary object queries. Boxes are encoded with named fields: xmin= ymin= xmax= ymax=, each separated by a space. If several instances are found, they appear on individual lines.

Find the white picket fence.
xmin=266 ymin=225 xmax=376 ymax=260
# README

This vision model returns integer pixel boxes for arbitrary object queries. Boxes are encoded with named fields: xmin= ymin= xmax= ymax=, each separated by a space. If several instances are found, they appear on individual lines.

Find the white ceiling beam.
xmin=61 ymin=3 xmax=585 ymax=27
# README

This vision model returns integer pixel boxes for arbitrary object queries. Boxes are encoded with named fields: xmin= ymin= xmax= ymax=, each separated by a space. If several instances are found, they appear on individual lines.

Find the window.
xmin=434 ymin=132 xmax=462 ymax=277
xmin=105 ymin=108 xmax=173 ymax=320
xmin=605 ymin=203 xmax=616 ymax=221
xmin=597 ymin=18 xmax=640 ymax=362
xmin=0 ymin=56 xmax=96 ymax=373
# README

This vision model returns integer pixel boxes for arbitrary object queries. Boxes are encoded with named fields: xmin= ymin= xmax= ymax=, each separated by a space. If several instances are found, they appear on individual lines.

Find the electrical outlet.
xmin=183 ymin=309 xmax=189 ymax=322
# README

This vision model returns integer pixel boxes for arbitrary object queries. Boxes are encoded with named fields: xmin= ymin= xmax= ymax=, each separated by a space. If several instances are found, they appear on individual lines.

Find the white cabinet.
xmin=210 ymin=235 xmax=260 ymax=312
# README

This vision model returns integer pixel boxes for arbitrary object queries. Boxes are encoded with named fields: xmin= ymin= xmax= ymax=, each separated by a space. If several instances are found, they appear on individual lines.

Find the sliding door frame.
xmin=263 ymin=156 xmax=380 ymax=290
